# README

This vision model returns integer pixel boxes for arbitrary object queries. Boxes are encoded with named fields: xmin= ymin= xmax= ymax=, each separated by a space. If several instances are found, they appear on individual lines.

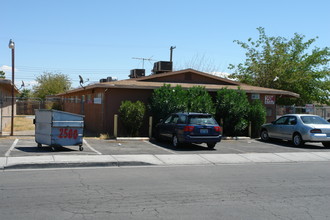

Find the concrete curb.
xmin=116 ymin=137 xmax=150 ymax=141
xmin=1 ymin=152 xmax=330 ymax=170
xmin=221 ymin=136 xmax=251 ymax=140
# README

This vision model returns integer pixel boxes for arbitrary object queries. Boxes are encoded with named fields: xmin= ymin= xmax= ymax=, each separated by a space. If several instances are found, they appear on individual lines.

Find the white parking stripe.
xmin=5 ymin=139 xmax=19 ymax=157
xmin=144 ymin=141 xmax=177 ymax=154
xmin=83 ymin=139 xmax=102 ymax=155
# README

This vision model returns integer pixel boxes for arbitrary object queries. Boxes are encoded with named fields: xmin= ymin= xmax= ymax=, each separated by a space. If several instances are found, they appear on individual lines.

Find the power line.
xmin=16 ymin=65 xmax=130 ymax=72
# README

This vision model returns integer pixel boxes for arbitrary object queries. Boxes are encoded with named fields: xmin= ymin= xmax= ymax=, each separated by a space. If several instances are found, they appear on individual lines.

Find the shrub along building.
xmin=56 ymin=62 xmax=299 ymax=136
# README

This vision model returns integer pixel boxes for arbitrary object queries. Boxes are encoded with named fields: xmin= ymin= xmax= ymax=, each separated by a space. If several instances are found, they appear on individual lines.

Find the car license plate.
xmin=200 ymin=129 xmax=208 ymax=134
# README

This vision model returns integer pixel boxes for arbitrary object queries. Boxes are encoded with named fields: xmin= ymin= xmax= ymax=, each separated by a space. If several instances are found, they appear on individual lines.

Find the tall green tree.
xmin=0 ymin=70 xmax=5 ymax=78
xmin=229 ymin=27 xmax=330 ymax=105
xmin=149 ymin=84 xmax=186 ymax=123
xmin=185 ymin=86 xmax=215 ymax=115
xmin=33 ymin=72 xmax=71 ymax=100
xmin=149 ymin=84 xmax=215 ymax=124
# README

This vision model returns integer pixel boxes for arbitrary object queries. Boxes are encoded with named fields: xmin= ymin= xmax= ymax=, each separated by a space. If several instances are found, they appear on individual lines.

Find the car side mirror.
xmin=271 ymin=121 xmax=275 ymax=124
xmin=159 ymin=119 xmax=163 ymax=123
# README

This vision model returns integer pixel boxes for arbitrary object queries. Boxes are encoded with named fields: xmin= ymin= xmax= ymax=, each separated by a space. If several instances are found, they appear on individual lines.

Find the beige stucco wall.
xmin=0 ymin=85 xmax=17 ymax=133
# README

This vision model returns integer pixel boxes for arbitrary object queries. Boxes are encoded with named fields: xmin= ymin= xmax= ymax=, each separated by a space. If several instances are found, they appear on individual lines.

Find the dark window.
xmin=274 ymin=117 xmax=288 ymax=125
xmin=288 ymin=116 xmax=297 ymax=125
xmin=164 ymin=115 xmax=173 ymax=124
xmin=171 ymin=115 xmax=179 ymax=124
xmin=178 ymin=115 xmax=187 ymax=124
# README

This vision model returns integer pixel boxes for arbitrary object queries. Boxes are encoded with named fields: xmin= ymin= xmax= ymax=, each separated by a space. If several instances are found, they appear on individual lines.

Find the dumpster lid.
xmin=35 ymin=109 xmax=85 ymax=118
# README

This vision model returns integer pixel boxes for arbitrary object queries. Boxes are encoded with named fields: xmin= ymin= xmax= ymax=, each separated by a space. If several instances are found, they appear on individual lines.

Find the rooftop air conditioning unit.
xmin=152 ymin=61 xmax=173 ymax=74
xmin=101 ymin=76 xmax=118 ymax=82
xmin=129 ymin=69 xmax=145 ymax=78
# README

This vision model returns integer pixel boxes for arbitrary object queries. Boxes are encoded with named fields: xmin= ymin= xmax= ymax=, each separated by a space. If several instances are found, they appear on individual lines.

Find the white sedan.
xmin=260 ymin=114 xmax=330 ymax=147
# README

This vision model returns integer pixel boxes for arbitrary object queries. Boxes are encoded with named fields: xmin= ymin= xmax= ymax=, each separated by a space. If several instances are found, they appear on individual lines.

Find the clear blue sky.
xmin=1 ymin=0 xmax=329 ymax=88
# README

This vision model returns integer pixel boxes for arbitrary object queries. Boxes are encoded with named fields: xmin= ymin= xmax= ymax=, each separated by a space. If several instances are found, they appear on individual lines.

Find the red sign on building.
xmin=265 ymin=95 xmax=275 ymax=105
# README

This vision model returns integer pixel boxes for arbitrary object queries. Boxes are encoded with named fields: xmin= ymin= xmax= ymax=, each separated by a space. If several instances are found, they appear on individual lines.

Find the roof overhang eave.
xmin=56 ymin=83 xmax=300 ymax=99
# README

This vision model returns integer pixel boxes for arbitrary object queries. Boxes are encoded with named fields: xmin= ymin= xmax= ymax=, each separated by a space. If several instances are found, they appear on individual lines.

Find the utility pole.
xmin=8 ymin=39 xmax=15 ymax=136
xmin=170 ymin=46 xmax=176 ymax=63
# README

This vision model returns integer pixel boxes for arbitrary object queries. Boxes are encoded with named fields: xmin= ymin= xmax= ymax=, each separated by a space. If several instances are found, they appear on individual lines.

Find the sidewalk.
xmin=2 ymin=151 xmax=330 ymax=170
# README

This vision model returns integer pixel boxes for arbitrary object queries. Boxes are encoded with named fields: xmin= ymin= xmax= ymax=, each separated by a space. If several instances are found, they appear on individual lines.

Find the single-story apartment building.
xmin=0 ymin=78 xmax=19 ymax=134
xmin=56 ymin=68 xmax=299 ymax=136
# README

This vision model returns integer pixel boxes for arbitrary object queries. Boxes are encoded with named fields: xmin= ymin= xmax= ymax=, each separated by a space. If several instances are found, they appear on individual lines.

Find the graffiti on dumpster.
xmin=58 ymin=128 xmax=79 ymax=139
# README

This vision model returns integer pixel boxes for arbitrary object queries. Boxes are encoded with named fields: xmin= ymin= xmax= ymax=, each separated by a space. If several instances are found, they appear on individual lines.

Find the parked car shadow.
xmin=256 ymin=138 xmax=329 ymax=150
xmin=150 ymin=139 xmax=217 ymax=151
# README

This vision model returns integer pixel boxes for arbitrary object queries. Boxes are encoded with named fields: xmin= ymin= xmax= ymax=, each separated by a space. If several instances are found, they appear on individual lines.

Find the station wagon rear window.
xmin=188 ymin=115 xmax=217 ymax=125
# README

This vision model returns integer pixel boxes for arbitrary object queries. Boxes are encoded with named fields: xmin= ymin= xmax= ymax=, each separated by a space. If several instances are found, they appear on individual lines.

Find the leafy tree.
xmin=248 ymin=100 xmax=266 ymax=138
xmin=119 ymin=100 xmax=146 ymax=137
xmin=215 ymin=88 xmax=250 ymax=136
xmin=0 ymin=70 xmax=5 ymax=78
xmin=17 ymin=88 xmax=32 ymax=98
xmin=149 ymin=84 xmax=186 ymax=123
xmin=149 ymin=84 xmax=215 ymax=124
xmin=185 ymin=86 xmax=215 ymax=115
xmin=33 ymin=72 xmax=71 ymax=100
xmin=229 ymin=27 xmax=330 ymax=105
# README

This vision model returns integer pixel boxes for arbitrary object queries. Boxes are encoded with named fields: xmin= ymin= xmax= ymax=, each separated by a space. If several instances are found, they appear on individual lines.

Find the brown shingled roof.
xmin=57 ymin=69 xmax=299 ymax=98
xmin=0 ymin=79 xmax=20 ymax=94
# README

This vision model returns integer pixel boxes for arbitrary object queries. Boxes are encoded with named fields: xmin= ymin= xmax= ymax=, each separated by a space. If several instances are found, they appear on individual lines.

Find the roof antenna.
xmin=132 ymin=56 xmax=155 ymax=69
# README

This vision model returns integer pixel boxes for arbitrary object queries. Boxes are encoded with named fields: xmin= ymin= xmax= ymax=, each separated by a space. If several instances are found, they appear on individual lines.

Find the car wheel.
xmin=207 ymin=142 xmax=216 ymax=149
xmin=292 ymin=133 xmax=304 ymax=147
xmin=322 ymin=142 xmax=330 ymax=148
xmin=260 ymin=129 xmax=270 ymax=142
xmin=172 ymin=135 xmax=180 ymax=147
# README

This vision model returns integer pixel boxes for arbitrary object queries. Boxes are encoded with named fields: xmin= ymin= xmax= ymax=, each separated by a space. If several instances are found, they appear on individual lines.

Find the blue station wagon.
xmin=154 ymin=112 xmax=222 ymax=149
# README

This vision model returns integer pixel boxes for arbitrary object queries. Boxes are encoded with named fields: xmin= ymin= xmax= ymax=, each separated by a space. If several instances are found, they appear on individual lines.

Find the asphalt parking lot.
xmin=1 ymin=136 xmax=330 ymax=157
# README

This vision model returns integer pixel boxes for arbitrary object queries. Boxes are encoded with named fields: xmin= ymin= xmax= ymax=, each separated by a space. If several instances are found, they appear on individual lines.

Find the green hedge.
xmin=149 ymin=84 xmax=215 ymax=123
xmin=119 ymin=100 xmax=146 ymax=137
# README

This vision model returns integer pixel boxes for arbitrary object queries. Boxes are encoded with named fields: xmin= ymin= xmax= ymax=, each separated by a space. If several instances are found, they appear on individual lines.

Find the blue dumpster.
xmin=35 ymin=109 xmax=85 ymax=151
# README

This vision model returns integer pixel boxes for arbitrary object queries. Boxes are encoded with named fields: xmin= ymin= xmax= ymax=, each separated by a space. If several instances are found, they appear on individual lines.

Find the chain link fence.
xmin=0 ymin=97 xmax=63 ymax=135
xmin=276 ymin=105 xmax=330 ymax=120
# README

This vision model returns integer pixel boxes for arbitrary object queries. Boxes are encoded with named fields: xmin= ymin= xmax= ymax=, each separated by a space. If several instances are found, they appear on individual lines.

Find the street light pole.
xmin=8 ymin=39 xmax=15 ymax=136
